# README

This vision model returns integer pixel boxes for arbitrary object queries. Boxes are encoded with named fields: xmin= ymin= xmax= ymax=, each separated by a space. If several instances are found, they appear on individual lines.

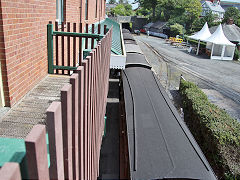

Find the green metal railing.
xmin=47 ymin=22 xmax=106 ymax=74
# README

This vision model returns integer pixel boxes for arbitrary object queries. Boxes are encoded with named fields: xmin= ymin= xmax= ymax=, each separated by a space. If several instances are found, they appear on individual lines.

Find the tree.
xmin=138 ymin=0 xmax=161 ymax=20
xmin=183 ymin=0 xmax=202 ymax=30
xmin=109 ymin=0 xmax=117 ymax=4
xmin=161 ymin=0 xmax=185 ymax=21
xmin=136 ymin=8 xmax=150 ymax=16
xmin=170 ymin=23 xmax=184 ymax=36
xmin=110 ymin=4 xmax=134 ymax=16
xmin=191 ymin=12 xmax=221 ymax=34
xmin=163 ymin=0 xmax=201 ymax=33
xmin=223 ymin=7 xmax=240 ymax=26
xmin=119 ymin=0 xmax=129 ymax=4
xmin=192 ymin=12 xmax=214 ymax=32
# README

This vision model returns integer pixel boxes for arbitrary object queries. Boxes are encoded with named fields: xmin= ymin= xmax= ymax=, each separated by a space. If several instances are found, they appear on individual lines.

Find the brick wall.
xmin=0 ymin=0 xmax=106 ymax=107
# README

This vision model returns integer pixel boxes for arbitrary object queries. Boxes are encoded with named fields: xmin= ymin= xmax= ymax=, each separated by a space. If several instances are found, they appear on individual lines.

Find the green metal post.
xmin=47 ymin=24 xmax=54 ymax=74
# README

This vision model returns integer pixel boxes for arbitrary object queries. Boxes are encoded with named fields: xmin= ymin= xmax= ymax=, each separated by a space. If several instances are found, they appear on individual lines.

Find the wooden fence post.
xmin=47 ymin=102 xmax=65 ymax=180
xmin=60 ymin=84 xmax=73 ymax=180
xmin=25 ymin=125 xmax=49 ymax=180
xmin=82 ymin=59 xmax=90 ymax=180
xmin=0 ymin=163 xmax=21 ymax=180
xmin=74 ymin=66 xmax=84 ymax=179
xmin=70 ymin=73 xmax=79 ymax=180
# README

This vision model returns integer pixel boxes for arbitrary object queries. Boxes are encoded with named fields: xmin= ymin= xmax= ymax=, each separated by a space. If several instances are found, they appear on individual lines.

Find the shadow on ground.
xmin=98 ymin=72 xmax=120 ymax=180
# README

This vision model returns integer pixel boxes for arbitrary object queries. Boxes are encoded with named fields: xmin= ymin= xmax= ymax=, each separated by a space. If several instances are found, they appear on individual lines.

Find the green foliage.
xmin=179 ymin=79 xmax=240 ymax=178
xmin=234 ymin=47 xmax=239 ymax=60
xmin=160 ymin=0 xmax=202 ymax=33
xmin=137 ymin=0 xmax=161 ymax=19
xmin=110 ymin=4 xmax=134 ymax=16
xmin=170 ymin=23 xmax=184 ymax=36
xmin=118 ymin=0 xmax=124 ymax=4
xmin=185 ymin=37 xmax=206 ymax=47
xmin=183 ymin=0 xmax=202 ymax=30
xmin=223 ymin=7 xmax=240 ymax=27
xmin=160 ymin=0 xmax=185 ymax=21
xmin=135 ymin=8 xmax=150 ymax=16
xmin=192 ymin=12 xmax=220 ymax=33
xmin=108 ymin=0 xmax=117 ymax=4
xmin=137 ymin=0 xmax=202 ymax=30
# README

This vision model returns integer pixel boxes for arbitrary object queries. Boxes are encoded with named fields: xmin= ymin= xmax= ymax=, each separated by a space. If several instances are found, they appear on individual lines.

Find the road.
xmin=134 ymin=35 xmax=240 ymax=122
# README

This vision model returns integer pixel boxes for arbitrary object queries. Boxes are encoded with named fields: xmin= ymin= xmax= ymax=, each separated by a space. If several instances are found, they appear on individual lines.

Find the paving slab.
xmin=0 ymin=75 xmax=70 ymax=139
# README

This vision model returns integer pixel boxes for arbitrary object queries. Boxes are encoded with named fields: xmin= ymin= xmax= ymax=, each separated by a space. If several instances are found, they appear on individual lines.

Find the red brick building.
xmin=0 ymin=0 xmax=106 ymax=107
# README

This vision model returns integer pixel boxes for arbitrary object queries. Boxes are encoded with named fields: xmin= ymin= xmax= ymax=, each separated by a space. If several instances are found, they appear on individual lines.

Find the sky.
xmin=106 ymin=0 xmax=139 ymax=9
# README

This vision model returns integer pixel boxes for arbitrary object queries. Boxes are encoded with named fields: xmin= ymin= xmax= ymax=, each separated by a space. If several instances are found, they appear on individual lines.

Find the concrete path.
xmin=0 ymin=75 xmax=70 ymax=138
xmin=135 ymin=35 xmax=240 ymax=94
xmin=135 ymin=35 xmax=240 ymax=122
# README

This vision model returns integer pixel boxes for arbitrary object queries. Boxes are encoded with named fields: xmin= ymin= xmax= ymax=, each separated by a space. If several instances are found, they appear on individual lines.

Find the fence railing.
xmin=0 ymin=26 xmax=113 ymax=180
xmin=47 ymin=21 xmax=108 ymax=75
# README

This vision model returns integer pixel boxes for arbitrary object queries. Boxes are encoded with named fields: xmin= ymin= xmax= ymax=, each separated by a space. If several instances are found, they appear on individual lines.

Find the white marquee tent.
xmin=205 ymin=24 xmax=235 ymax=60
xmin=189 ymin=22 xmax=212 ymax=55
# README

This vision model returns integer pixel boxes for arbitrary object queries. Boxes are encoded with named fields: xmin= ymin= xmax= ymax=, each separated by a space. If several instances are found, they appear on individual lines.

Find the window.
xmin=85 ymin=0 xmax=88 ymax=20
xmin=56 ymin=0 xmax=64 ymax=24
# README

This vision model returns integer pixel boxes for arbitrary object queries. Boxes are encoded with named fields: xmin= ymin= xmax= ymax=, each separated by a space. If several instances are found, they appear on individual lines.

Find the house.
xmin=0 ymin=0 xmax=106 ymax=107
xmin=209 ymin=19 xmax=240 ymax=50
xmin=149 ymin=21 xmax=169 ymax=38
xmin=143 ymin=22 xmax=154 ymax=32
xmin=201 ymin=0 xmax=225 ymax=20
xmin=221 ymin=0 xmax=240 ymax=10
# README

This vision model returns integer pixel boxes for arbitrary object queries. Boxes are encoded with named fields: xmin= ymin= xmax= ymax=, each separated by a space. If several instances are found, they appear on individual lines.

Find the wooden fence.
xmin=0 ymin=26 xmax=112 ymax=180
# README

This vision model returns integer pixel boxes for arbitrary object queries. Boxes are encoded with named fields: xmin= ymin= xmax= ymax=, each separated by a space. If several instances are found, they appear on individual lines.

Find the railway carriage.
xmin=121 ymin=29 xmax=217 ymax=180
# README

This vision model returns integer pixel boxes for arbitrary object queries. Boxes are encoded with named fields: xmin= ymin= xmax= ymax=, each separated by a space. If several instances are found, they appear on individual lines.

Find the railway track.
xmin=140 ymin=40 xmax=240 ymax=105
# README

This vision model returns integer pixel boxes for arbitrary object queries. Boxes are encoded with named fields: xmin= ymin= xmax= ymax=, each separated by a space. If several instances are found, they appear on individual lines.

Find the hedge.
xmin=179 ymin=78 xmax=240 ymax=179
xmin=185 ymin=36 xmax=207 ymax=48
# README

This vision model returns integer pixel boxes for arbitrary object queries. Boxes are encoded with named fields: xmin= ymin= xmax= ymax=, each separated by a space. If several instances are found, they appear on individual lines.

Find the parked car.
xmin=140 ymin=29 xmax=146 ymax=33
xmin=134 ymin=29 xmax=140 ymax=35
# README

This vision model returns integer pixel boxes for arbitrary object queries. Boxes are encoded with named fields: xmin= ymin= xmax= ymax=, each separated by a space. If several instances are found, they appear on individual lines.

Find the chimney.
xmin=227 ymin=18 xmax=234 ymax=25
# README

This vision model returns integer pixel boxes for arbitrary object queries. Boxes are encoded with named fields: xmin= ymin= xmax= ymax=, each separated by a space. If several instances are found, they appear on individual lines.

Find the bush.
xmin=234 ymin=47 xmax=239 ymax=60
xmin=179 ymin=79 xmax=240 ymax=179
xmin=170 ymin=23 xmax=184 ymax=37
xmin=185 ymin=37 xmax=207 ymax=48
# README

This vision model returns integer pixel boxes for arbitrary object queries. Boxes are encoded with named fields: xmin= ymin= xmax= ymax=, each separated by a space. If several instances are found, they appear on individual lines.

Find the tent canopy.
xmin=189 ymin=22 xmax=211 ymax=41
xmin=206 ymin=24 xmax=236 ymax=60
xmin=205 ymin=24 xmax=235 ymax=46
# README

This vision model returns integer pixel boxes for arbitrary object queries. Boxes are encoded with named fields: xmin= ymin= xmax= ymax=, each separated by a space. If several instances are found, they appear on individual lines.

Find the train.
xmin=121 ymin=29 xmax=217 ymax=180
